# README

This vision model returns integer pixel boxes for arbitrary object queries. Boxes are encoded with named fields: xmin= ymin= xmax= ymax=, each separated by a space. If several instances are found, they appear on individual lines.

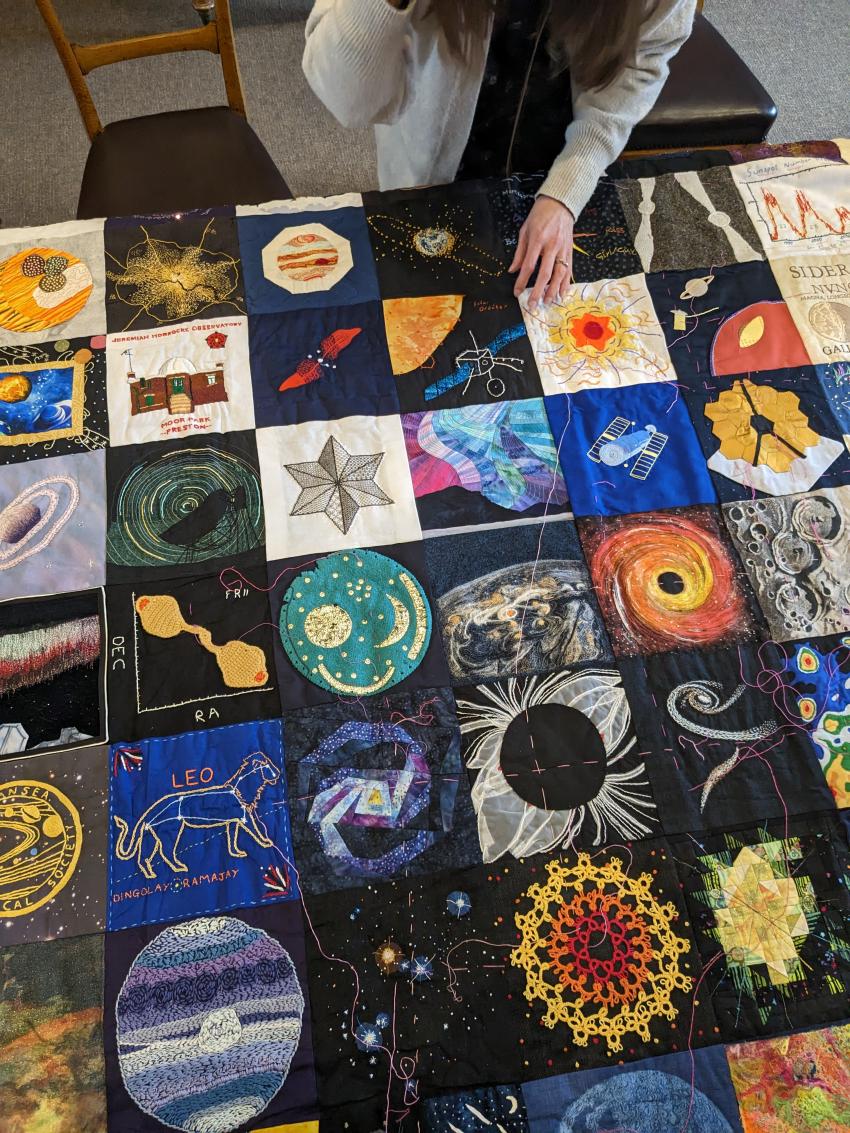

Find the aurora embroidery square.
xmin=108 ymin=719 xmax=295 ymax=931
xmin=284 ymin=686 xmax=480 ymax=894
xmin=674 ymin=813 xmax=850 ymax=1040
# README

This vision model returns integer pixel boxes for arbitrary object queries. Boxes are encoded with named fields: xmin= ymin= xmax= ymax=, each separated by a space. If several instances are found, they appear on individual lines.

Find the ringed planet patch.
xmin=279 ymin=548 xmax=431 ymax=695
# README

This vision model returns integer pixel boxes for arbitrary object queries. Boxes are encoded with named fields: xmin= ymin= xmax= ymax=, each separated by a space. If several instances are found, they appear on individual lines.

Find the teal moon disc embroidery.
xmin=279 ymin=549 xmax=431 ymax=695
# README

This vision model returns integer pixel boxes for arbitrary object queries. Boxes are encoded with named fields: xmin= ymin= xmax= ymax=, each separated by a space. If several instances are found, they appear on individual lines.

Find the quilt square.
xmin=770 ymin=252 xmax=850 ymax=365
xmin=238 ymin=195 xmax=379 ymax=314
xmin=617 ymin=165 xmax=763 ymax=273
xmin=546 ymin=383 xmax=717 ymax=517
xmin=0 ymin=448 xmax=105 ymax=598
xmin=108 ymin=719 xmax=295 ymax=930
xmin=104 ymin=209 xmax=245 ymax=332
xmin=106 ymin=572 xmax=280 ymax=739
xmin=0 ymin=218 xmax=106 ymax=346
xmin=0 ymin=934 xmax=106 ymax=1132
xmin=619 ymin=643 xmax=834 ymax=837
xmin=674 ymin=813 xmax=850 ymax=1040
xmin=268 ymin=540 xmax=450 ymax=710
xmin=256 ymin=413 xmax=421 ymax=559
xmin=103 ymin=903 xmax=318 ymax=1133
xmin=729 ymin=155 xmax=850 ymax=258
xmin=403 ymin=397 xmax=568 ymax=532
xmin=522 ymin=1048 xmax=742 ymax=1133
xmin=818 ymin=359 xmax=850 ymax=443
xmin=424 ymin=518 xmax=613 ymax=683
xmin=247 ymin=300 xmax=398 ymax=427
xmin=0 ymin=743 xmax=108 ymax=945
xmin=646 ymin=261 xmax=810 ymax=385
xmin=0 ymin=589 xmax=105 ymax=756
xmin=105 ymin=430 xmax=265 ymax=583
xmin=682 ymin=366 xmax=850 ymax=501
xmin=521 ymin=274 xmax=676 ymax=395
xmin=455 ymin=666 xmax=658 ymax=862
xmin=0 ymin=334 xmax=108 ymax=464
xmin=570 ymin=177 xmax=644 ymax=282
xmin=423 ymin=1085 xmax=528 ymax=1131
xmin=284 ymin=686 xmax=480 ymax=894
xmin=722 ymin=487 xmax=850 ymax=640
xmin=363 ymin=180 xmax=514 ymax=300
xmin=577 ymin=506 xmax=764 ymax=658
xmin=768 ymin=634 xmax=850 ymax=807
xmin=727 ymin=1024 xmax=850 ymax=1133
xmin=105 ymin=316 xmax=253 ymax=446
xmin=385 ymin=292 xmax=542 ymax=412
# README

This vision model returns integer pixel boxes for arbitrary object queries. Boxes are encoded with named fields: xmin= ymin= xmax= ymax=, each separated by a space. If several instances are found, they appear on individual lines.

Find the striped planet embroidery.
xmin=115 ymin=915 xmax=304 ymax=1132
xmin=261 ymin=222 xmax=353 ymax=295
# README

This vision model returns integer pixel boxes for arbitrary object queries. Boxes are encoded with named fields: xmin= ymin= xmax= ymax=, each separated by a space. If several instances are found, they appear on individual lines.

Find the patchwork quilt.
xmin=1 ymin=138 xmax=850 ymax=1133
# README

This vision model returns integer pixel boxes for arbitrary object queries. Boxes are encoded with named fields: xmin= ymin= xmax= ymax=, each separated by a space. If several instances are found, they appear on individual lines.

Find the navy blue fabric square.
xmin=681 ymin=365 xmax=850 ymax=502
xmin=248 ymin=301 xmax=398 ymax=426
xmin=238 ymin=205 xmax=379 ymax=314
xmin=546 ymin=385 xmax=717 ymax=517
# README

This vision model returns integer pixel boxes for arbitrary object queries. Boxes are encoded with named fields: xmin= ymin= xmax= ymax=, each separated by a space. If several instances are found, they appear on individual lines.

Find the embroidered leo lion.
xmin=113 ymin=750 xmax=281 ymax=879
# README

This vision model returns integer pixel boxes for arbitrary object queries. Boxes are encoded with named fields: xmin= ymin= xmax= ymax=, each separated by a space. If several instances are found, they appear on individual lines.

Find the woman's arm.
xmin=302 ymin=0 xmax=418 ymax=129
xmin=514 ymin=0 xmax=696 ymax=304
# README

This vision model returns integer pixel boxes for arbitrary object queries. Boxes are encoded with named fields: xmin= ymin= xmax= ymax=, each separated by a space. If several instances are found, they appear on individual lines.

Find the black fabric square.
xmin=285 ymin=685 xmax=480 ymax=894
xmin=106 ymin=571 xmax=280 ymax=739
xmin=104 ymin=209 xmax=245 ymax=333
xmin=424 ymin=519 xmax=613 ymax=684
xmin=620 ymin=643 xmax=835 ymax=836
xmin=571 ymin=177 xmax=643 ymax=282
xmin=0 ymin=588 xmax=106 ymax=755
xmin=363 ymin=180 xmax=515 ymax=301
xmin=673 ymin=812 xmax=850 ymax=1041
xmin=105 ymin=429 xmax=266 ymax=583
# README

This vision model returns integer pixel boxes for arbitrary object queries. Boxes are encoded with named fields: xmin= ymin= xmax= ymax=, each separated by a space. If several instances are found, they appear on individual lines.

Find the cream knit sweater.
xmin=303 ymin=0 xmax=697 ymax=219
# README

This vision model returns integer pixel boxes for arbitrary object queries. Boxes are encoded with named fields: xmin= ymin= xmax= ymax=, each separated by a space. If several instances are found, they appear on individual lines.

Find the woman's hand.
xmin=510 ymin=195 xmax=574 ymax=306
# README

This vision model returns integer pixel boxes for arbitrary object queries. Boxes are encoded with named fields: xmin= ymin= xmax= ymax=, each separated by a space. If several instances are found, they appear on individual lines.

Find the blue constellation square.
xmin=284 ymin=687 xmax=480 ymax=894
xmin=818 ymin=360 xmax=850 ymax=438
xmin=108 ymin=719 xmax=297 ymax=930
xmin=237 ymin=200 xmax=380 ymax=314
xmin=522 ymin=1048 xmax=743 ymax=1133
xmin=546 ymin=383 xmax=717 ymax=517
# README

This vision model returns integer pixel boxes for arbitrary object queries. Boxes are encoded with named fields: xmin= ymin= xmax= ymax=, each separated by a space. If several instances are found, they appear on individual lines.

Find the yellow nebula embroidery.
xmin=511 ymin=853 xmax=691 ymax=1051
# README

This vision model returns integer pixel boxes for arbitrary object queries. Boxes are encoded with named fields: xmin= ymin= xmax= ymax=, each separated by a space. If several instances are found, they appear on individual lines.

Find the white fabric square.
xmin=730 ymin=156 xmax=850 ymax=259
xmin=520 ymin=273 xmax=675 ymax=395
xmin=105 ymin=316 xmax=254 ymax=446
xmin=770 ymin=252 xmax=850 ymax=364
xmin=256 ymin=413 xmax=422 ymax=559
xmin=0 ymin=219 xmax=106 ymax=347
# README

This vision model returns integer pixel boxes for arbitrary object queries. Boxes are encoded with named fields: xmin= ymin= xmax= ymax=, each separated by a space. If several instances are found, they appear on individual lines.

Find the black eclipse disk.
xmin=500 ymin=702 xmax=607 ymax=810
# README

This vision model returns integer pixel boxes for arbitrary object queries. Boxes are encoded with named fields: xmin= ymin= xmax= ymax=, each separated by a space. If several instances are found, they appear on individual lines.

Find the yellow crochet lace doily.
xmin=511 ymin=853 xmax=692 ymax=1051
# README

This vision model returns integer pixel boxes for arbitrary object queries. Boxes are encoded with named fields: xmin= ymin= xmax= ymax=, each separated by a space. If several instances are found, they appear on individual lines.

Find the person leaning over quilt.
xmin=302 ymin=0 xmax=696 ymax=305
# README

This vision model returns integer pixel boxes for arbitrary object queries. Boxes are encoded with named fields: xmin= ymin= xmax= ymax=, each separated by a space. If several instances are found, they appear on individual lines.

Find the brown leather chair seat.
xmin=627 ymin=13 xmax=777 ymax=151
xmin=77 ymin=105 xmax=290 ymax=219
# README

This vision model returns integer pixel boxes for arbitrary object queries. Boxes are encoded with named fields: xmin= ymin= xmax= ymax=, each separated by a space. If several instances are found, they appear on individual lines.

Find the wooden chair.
xmin=35 ymin=0 xmax=290 ymax=219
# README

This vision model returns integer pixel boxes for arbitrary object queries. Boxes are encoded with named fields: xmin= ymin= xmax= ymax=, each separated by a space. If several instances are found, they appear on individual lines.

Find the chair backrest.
xmin=35 ymin=0 xmax=246 ymax=141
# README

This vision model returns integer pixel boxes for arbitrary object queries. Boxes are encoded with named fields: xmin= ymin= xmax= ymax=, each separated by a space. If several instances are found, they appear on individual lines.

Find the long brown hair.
xmin=433 ymin=0 xmax=660 ymax=91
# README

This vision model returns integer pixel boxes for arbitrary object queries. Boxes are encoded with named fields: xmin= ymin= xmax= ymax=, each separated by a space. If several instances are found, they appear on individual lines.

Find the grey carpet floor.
xmin=0 ymin=0 xmax=847 ymax=229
